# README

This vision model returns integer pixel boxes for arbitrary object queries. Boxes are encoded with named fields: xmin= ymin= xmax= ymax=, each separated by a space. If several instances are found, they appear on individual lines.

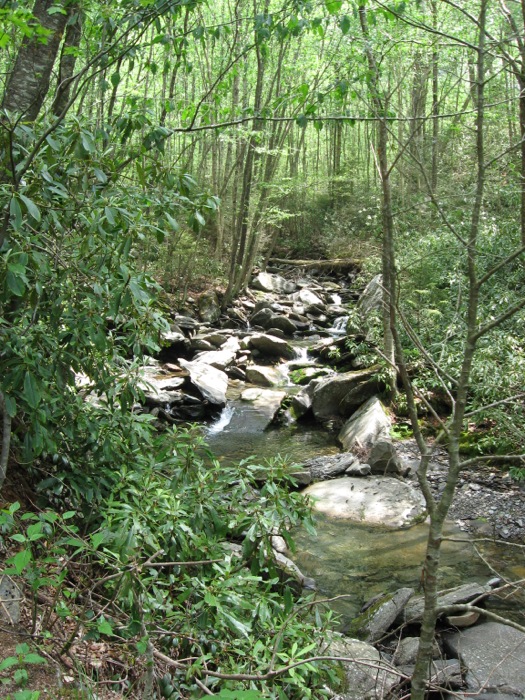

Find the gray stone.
xmin=393 ymin=637 xmax=420 ymax=666
xmin=248 ymin=333 xmax=296 ymax=360
xmin=327 ymin=636 xmax=400 ymax=699
xmin=358 ymin=274 xmax=383 ymax=318
xmin=0 ymin=575 xmax=22 ymax=624
xmin=312 ymin=367 xmax=382 ymax=422
xmin=304 ymin=476 xmax=425 ymax=528
xmin=289 ymin=366 xmax=334 ymax=385
xmin=367 ymin=440 xmax=404 ymax=476
xmin=355 ymin=588 xmax=414 ymax=643
xmin=403 ymin=582 xmax=492 ymax=624
xmin=198 ymin=290 xmax=221 ymax=323
xmin=246 ymin=364 xmax=287 ymax=387
xmin=339 ymin=378 xmax=385 ymax=416
xmin=139 ymin=372 xmax=186 ymax=407
xmin=444 ymin=622 xmax=525 ymax=696
xmin=301 ymin=453 xmax=371 ymax=481
xmin=240 ymin=388 xmax=286 ymax=427
xmin=193 ymin=336 xmax=240 ymax=370
xmin=338 ymin=397 xmax=391 ymax=453
xmin=250 ymin=307 xmax=274 ymax=328
xmin=267 ymin=315 xmax=298 ymax=336
xmin=178 ymin=359 xmax=228 ymax=406
xmin=251 ymin=272 xmax=296 ymax=294
xmin=292 ymin=288 xmax=324 ymax=306
xmin=399 ymin=660 xmax=462 ymax=690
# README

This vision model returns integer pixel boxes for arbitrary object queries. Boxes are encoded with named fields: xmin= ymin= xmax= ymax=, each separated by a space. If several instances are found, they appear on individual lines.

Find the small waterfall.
xmin=208 ymin=404 xmax=234 ymax=434
xmin=331 ymin=316 xmax=348 ymax=335
xmin=331 ymin=293 xmax=342 ymax=305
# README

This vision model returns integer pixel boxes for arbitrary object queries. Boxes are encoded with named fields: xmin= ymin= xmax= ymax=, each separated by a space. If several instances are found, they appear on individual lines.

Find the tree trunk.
xmin=51 ymin=3 xmax=82 ymax=117
xmin=2 ymin=0 xmax=69 ymax=121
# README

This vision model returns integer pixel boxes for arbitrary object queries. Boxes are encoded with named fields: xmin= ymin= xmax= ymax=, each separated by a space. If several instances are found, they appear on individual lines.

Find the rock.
xmin=399 ymin=660 xmax=463 ymax=690
xmin=178 ymin=359 xmax=228 ymax=406
xmin=198 ymin=290 xmax=221 ymax=323
xmin=312 ymin=367 xmax=382 ymax=422
xmin=289 ymin=366 xmax=334 ymax=385
xmin=0 ymin=575 xmax=22 ymax=624
xmin=274 ymin=551 xmax=316 ymax=590
xmin=240 ymin=388 xmax=287 ymax=427
xmin=251 ymin=272 xmax=296 ymax=294
xmin=338 ymin=397 xmax=391 ymax=453
xmin=193 ymin=336 xmax=240 ymax=370
xmin=358 ymin=274 xmax=383 ymax=318
xmin=351 ymin=588 xmax=414 ymax=643
xmin=139 ymin=372 xmax=186 ymax=407
xmin=250 ymin=307 xmax=274 ymax=328
xmin=367 ymin=440 xmax=405 ymax=476
xmin=292 ymin=288 xmax=324 ymax=306
xmin=444 ymin=621 xmax=525 ymax=696
xmin=246 ymin=364 xmax=287 ymax=387
xmin=339 ymin=377 xmax=386 ymax=416
xmin=402 ymin=582 xmax=492 ymax=624
xmin=248 ymin=333 xmax=296 ymax=360
xmin=303 ymin=476 xmax=425 ymax=528
xmin=267 ymin=314 xmax=298 ymax=336
xmin=301 ymin=453 xmax=371 ymax=481
xmin=327 ymin=636 xmax=400 ymax=699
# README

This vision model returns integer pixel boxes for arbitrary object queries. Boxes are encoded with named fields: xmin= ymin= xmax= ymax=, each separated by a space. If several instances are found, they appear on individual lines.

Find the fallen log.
xmin=268 ymin=257 xmax=361 ymax=270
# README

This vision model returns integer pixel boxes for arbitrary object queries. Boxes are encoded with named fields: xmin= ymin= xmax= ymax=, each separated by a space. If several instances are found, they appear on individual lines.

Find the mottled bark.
xmin=2 ymin=0 xmax=70 ymax=121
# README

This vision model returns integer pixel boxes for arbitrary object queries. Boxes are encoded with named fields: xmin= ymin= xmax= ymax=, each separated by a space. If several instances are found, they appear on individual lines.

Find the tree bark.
xmin=2 ymin=0 xmax=70 ymax=121
xmin=51 ymin=3 xmax=82 ymax=117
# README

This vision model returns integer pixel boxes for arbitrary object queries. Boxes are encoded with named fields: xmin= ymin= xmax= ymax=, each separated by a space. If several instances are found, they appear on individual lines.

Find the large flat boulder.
xmin=304 ymin=476 xmax=425 ymax=528
xmin=246 ymin=364 xmax=287 ymax=387
xmin=351 ymin=588 xmax=415 ymax=643
xmin=240 ymin=388 xmax=287 ymax=428
xmin=444 ymin=621 xmax=525 ymax=696
xmin=338 ymin=397 xmax=391 ymax=452
xmin=193 ymin=336 xmax=240 ymax=370
xmin=402 ymin=582 xmax=492 ymax=624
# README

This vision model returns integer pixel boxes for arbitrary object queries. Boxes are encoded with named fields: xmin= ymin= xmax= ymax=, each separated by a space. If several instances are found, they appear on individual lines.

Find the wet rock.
xmin=367 ymin=440 xmax=405 ymax=476
xmin=240 ymin=388 xmax=287 ymax=427
xmin=246 ymin=365 xmax=287 ymax=387
xmin=250 ymin=307 xmax=274 ymax=328
xmin=289 ymin=366 xmax=334 ymax=385
xmin=444 ymin=621 xmax=525 ymax=696
xmin=327 ymin=635 xmax=400 ymax=700
xmin=304 ymin=476 xmax=425 ymax=528
xmin=178 ymin=359 xmax=228 ymax=406
xmin=339 ymin=377 xmax=386 ymax=416
xmin=351 ymin=588 xmax=414 ymax=643
xmin=301 ymin=453 xmax=371 ymax=481
xmin=292 ymin=288 xmax=324 ymax=306
xmin=252 ymin=272 xmax=296 ymax=294
xmin=248 ymin=333 xmax=296 ymax=360
xmin=338 ymin=397 xmax=391 ymax=453
xmin=312 ymin=367 xmax=382 ymax=422
xmin=139 ymin=373 xmax=186 ymax=407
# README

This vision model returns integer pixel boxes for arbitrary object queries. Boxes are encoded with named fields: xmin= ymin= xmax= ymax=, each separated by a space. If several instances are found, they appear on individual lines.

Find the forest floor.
xmin=397 ymin=439 xmax=525 ymax=542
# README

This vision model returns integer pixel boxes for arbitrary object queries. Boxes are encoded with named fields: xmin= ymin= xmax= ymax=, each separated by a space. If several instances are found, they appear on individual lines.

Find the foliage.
xmin=0 ymin=437 xmax=337 ymax=698
xmin=0 ymin=643 xmax=46 ymax=700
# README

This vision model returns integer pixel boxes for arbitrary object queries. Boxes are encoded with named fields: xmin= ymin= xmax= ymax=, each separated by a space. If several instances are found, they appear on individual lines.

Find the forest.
xmin=1 ymin=0 xmax=525 ymax=697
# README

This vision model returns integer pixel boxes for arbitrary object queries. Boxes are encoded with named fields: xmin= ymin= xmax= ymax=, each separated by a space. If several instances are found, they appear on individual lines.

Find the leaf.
xmin=0 ymin=657 xmax=18 ymax=672
xmin=296 ymin=114 xmax=308 ymax=128
xmin=339 ymin=14 xmax=351 ymax=34
xmin=24 ymin=371 xmax=41 ymax=409
xmin=12 ymin=549 xmax=32 ymax=574
xmin=7 ymin=270 xmax=26 ymax=296
xmin=4 ymin=394 xmax=17 ymax=418
xmin=325 ymin=0 xmax=343 ymax=14
xmin=19 ymin=194 xmax=41 ymax=222
xmin=93 ymin=168 xmax=107 ymax=183
xmin=22 ymin=653 xmax=46 ymax=665
xmin=9 ymin=196 xmax=22 ymax=230
xmin=105 ymin=206 xmax=116 ymax=225
xmin=110 ymin=72 xmax=121 ymax=87
xmin=97 ymin=618 xmax=113 ymax=636
xmin=81 ymin=131 xmax=95 ymax=153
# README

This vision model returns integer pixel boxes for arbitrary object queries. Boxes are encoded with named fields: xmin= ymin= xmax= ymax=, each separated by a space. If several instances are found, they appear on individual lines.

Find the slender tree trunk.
xmin=51 ymin=3 xmax=82 ymax=117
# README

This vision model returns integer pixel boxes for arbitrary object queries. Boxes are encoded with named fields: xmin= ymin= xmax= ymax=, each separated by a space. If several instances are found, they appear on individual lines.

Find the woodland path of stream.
xmin=138 ymin=263 xmax=525 ymax=697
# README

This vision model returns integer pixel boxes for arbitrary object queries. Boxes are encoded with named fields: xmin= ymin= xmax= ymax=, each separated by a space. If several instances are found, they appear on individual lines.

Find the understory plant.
xmin=0 ymin=429 xmax=337 ymax=699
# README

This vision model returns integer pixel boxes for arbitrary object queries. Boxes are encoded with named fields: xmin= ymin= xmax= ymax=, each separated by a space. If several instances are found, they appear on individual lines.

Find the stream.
xmin=205 ymin=339 xmax=525 ymax=625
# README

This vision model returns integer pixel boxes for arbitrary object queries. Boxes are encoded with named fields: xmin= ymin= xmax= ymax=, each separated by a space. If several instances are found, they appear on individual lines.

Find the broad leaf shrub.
xmin=0 ymin=442 xmax=337 ymax=698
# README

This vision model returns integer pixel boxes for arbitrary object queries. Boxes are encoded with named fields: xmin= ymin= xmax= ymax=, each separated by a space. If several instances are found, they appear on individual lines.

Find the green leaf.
xmin=19 ymin=194 xmax=41 ymax=222
xmin=110 ymin=72 xmax=121 ymax=87
xmin=23 ymin=372 xmax=41 ymax=409
xmin=62 ymin=511 xmax=76 ymax=520
xmin=12 ymin=549 xmax=32 ymax=574
xmin=93 ymin=168 xmax=107 ymax=183
xmin=97 ymin=618 xmax=113 ymax=636
xmin=9 ymin=196 xmax=22 ymax=230
xmin=339 ymin=14 xmax=351 ymax=33
xmin=296 ymin=114 xmax=308 ymax=128
xmin=325 ymin=0 xmax=343 ymax=14
xmin=0 ymin=657 xmax=18 ymax=672
xmin=81 ymin=131 xmax=95 ymax=153
xmin=7 ymin=270 xmax=26 ymax=296
xmin=105 ymin=206 xmax=116 ymax=225
xmin=22 ymin=653 xmax=46 ymax=665
xmin=4 ymin=395 xmax=17 ymax=418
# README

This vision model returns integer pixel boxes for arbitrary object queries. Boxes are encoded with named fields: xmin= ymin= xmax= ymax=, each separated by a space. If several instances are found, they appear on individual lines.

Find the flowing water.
xmin=205 ymin=336 xmax=525 ymax=624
